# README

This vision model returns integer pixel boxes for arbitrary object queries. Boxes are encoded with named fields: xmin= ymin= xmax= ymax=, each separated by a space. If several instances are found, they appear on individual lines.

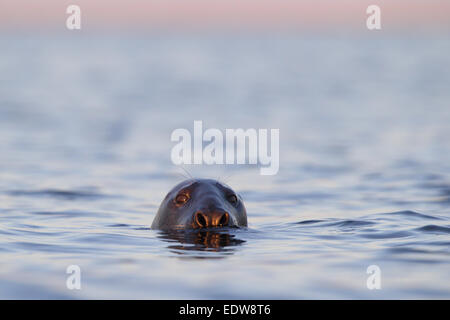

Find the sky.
xmin=1 ymin=0 xmax=449 ymax=31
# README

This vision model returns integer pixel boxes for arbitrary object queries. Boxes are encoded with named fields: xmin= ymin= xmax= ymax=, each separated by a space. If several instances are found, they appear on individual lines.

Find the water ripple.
xmin=7 ymin=189 xmax=110 ymax=201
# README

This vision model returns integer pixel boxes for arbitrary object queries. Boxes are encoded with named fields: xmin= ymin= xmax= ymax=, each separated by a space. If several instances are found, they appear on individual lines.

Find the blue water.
xmin=0 ymin=32 xmax=450 ymax=299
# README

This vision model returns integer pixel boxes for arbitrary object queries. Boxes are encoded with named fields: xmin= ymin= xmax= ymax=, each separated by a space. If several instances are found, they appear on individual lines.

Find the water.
xmin=1 ymin=32 xmax=450 ymax=299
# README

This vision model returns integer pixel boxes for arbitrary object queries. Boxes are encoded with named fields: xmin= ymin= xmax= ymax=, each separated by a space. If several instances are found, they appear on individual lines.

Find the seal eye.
xmin=227 ymin=194 xmax=238 ymax=205
xmin=175 ymin=193 xmax=189 ymax=206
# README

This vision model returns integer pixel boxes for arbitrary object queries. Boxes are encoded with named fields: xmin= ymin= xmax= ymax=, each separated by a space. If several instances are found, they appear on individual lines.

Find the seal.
xmin=151 ymin=179 xmax=248 ymax=230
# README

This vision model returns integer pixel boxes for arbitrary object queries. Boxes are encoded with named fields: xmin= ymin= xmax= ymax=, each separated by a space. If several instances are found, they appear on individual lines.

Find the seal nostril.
xmin=195 ymin=212 xmax=207 ymax=228
xmin=219 ymin=212 xmax=229 ymax=226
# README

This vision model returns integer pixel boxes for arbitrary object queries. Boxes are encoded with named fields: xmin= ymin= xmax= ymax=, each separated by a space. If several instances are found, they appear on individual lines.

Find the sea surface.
xmin=0 ymin=32 xmax=449 ymax=299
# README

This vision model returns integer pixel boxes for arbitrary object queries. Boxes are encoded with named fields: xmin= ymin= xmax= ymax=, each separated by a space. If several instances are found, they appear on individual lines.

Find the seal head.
xmin=151 ymin=179 xmax=247 ymax=230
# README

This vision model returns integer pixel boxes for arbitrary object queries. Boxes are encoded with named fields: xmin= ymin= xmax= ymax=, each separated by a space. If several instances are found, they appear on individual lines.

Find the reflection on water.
xmin=157 ymin=228 xmax=246 ymax=257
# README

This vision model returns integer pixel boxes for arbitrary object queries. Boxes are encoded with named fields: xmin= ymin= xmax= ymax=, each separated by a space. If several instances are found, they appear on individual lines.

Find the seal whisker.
xmin=219 ymin=172 xmax=235 ymax=185
xmin=179 ymin=165 xmax=193 ymax=179
xmin=175 ymin=172 xmax=188 ymax=180
xmin=174 ymin=166 xmax=194 ymax=181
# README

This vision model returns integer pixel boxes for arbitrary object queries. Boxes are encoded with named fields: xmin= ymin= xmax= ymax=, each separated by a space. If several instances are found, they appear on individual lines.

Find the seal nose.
xmin=194 ymin=211 xmax=229 ymax=228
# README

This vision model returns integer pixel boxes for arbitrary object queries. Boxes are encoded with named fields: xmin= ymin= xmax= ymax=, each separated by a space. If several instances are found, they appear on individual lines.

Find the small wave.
xmin=325 ymin=220 xmax=376 ymax=228
xmin=359 ymin=231 xmax=412 ymax=239
xmin=381 ymin=210 xmax=442 ymax=220
xmin=294 ymin=219 xmax=375 ymax=229
xmin=387 ymin=247 xmax=430 ymax=254
xmin=11 ymin=241 xmax=97 ymax=254
xmin=415 ymin=225 xmax=450 ymax=234
xmin=32 ymin=210 xmax=111 ymax=218
xmin=241 ymin=190 xmax=335 ymax=203
xmin=0 ymin=229 xmax=14 ymax=236
xmin=7 ymin=189 xmax=108 ymax=200
xmin=294 ymin=220 xmax=324 ymax=225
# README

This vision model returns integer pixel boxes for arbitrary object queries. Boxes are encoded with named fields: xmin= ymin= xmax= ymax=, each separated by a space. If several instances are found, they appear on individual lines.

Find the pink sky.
xmin=1 ymin=0 xmax=449 ymax=30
